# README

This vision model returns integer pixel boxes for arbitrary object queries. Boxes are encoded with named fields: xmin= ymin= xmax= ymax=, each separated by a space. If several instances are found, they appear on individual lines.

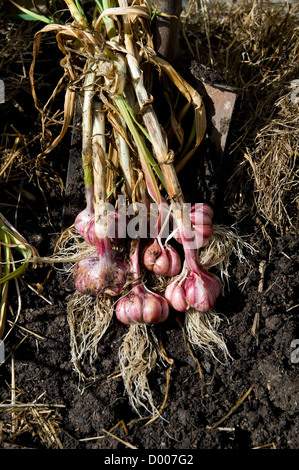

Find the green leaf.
xmin=95 ymin=0 xmax=104 ymax=14
xmin=0 ymin=262 xmax=28 ymax=285
xmin=74 ymin=0 xmax=88 ymax=24
xmin=106 ymin=178 xmax=124 ymax=199
xmin=114 ymin=95 xmax=164 ymax=204
xmin=8 ymin=1 xmax=53 ymax=23
xmin=0 ymin=223 xmax=32 ymax=285
xmin=118 ymin=98 xmax=166 ymax=186
xmin=7 ymin=13 xmax=41 ymax=21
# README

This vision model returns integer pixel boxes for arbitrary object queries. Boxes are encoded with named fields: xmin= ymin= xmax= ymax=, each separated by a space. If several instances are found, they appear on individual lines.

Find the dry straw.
xmin=182 ymin=0 xmax=299 ymax=234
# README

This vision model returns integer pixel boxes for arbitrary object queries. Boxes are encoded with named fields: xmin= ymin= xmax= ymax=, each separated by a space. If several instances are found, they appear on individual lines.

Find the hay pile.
xmin=182 ymin=0 xmax=299 ymax=234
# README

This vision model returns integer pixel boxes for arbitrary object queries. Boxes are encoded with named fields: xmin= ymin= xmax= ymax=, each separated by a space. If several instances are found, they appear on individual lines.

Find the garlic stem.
xmin=117 ymin=3 xmax=184 ymax=205
xmin=114 ymin=116 xmax=135 ymax=197
xmin=64 ymin=0 xmax=89 ymax=29
xmin=92 ymin=101 xmax=108 ymax=239
xmin=117 ymin=6 xmax=193 ymax=249
xmin=113 ymin=94 xmax=162 ymax=205
xmin=82 ymin=61 xmax=96 ymax=188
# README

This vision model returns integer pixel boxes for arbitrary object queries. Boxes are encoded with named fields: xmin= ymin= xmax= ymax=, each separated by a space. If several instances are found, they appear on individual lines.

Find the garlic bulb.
xmin=142 ymin=239 xmax=181 ymax=277
xmin=73 ymin=236 xmax=127 ymax=296
xmin=174 ymin=203 xmax=214 ymax=249
xmin=115 ymin=239 xmax=169 ymax=324
xmin=74 ymin=186 xmax=95 ymax=238
xmin=115 ymin=284 xmax=169 ymax=325
xmin=165 ymin=267 xmax=222 ymax=313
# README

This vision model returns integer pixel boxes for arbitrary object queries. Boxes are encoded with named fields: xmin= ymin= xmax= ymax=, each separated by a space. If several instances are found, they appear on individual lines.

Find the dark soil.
xmin=0 ymin=16 xmax=298 ymax=452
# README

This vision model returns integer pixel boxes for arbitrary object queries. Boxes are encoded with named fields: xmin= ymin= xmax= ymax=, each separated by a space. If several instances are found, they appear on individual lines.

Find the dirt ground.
xmin=0 ymin=7 xmax=298 ymax=451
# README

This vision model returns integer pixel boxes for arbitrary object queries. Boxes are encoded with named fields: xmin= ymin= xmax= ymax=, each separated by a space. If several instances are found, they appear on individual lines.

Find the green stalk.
xmin=118 ymin=2 xmax=197 ymax=243
xmin=0 ymin=217 xmax=35 ymax=338
xmin=122 ymin=100 xmax=151 ymax=143
xmin=106 ymin=178 xmax=124 ymax=199
xmin=0 ymin=226 xmax=31 ymax=285
xmin=102 ymin=0 xmax=117 ymax=39
xmin=120 ymin=99 xmax=164 ymax=185
xmin=93 ymin=0 xmax=116 ymax=39
xmin=64 ymin=0 xmax=89 ymax=29
xmin=114 ymin=94 xmax=162 ymax=205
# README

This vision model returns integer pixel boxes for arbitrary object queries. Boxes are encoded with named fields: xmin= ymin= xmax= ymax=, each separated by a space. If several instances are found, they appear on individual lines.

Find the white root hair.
xmin=67 ymin=290 xmax=114 ymax=386
xmin=184 ymin=308 xmax=232 ymax=363
xmin=199 ymin=224 xmax=256 ymax=282
xmin=118 ymin=324 xmax=162 ymax=417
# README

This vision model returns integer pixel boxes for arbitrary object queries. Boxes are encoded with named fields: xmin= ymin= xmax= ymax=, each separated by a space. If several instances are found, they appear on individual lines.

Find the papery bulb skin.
xmin=74 ymin=186 xmax=95 ymax=237
xmin=106 ymin=210 xmax=123 ymax=244
xmin=77 ymin=211 xmax=121 ymax=246
xmin=165 ymin=266 xmax=222 ymax=313
xmin=115 ymin=287 xmax=169 ymax=325
xmin=165 ymin=280 xmax=187 ymax=312
xmin=75 ymin=207 xmax=94 ymax=238
xmin=190 ymin=203 xmax=214 ymax=247
xmin=174 ymin=202 xmax=214 ymax=249
xmin=152 ymin=248 xmax=170 ymax=275
xmin=164 ymin=244 xmax=181 ymax=277
xmin=142 ymin=240 xmax=181 ymax=277
xmin=175 ymin=223 xmax=213 ymax=249
xmin=83 ymin=219 xmax=96 ymax=245
xmin=190 ymin=203 xmax=213 ymax=226
xmin=143 ymin=294 xmax=165 ymax=324
xmin=115 ymin=238 xmax=169 ymax=325
xmin=184 ymin=270 xmax=222 ymax=312
xmin=73 ymin=253 xmax=98 ymax=293
xmin=115 ymin=294 xmax=144 ymax=325
xmin=189 ymin=203 xmax=214 ymax=248
xmin=73 ymin=251 xmax=127 ymax=296
xmin=148 ymin=292 xmax=169 ymax=323
xmin=193 ymin=224 xmax=213 ymax=248
xmin=142 ymin=240 xmax=162 ymax=272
